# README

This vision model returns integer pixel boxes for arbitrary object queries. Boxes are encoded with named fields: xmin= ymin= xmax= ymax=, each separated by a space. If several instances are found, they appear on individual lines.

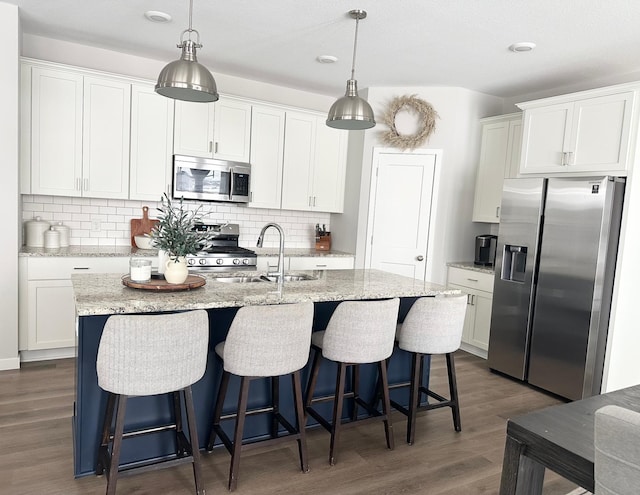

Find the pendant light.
xmin=326 ymin=9 xmax=375 ymax=130
xmin=155 ymin=0 xmax=219 ymax=103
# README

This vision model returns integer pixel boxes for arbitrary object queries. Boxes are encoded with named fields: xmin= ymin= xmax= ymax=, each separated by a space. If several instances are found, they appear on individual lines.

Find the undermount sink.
xmin=212 ymin=274 xmax=317 ymax=283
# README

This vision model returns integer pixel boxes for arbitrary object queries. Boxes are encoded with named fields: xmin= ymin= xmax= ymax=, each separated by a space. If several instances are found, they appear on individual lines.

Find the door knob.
xmin=416 ymin=255 xmax=424 ymax=261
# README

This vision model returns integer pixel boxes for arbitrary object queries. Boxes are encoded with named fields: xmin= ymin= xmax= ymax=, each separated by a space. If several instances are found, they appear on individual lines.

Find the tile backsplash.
xmin=22 ymin=195 xmax=331 ymax=249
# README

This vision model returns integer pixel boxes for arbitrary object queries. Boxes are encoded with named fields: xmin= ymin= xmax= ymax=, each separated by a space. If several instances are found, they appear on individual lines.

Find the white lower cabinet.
xmin=288 ymin=256 xmax=354 ymax=271
xmin=256 ymin=255 xmax=354 ymax=272
xmin=447 ymin=266 xmax=494 ymax=358
xmin=19 ymin=257 xmax=154 ymax=354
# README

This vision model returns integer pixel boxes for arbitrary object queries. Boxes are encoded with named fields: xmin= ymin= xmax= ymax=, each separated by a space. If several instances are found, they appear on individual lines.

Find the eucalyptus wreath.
xmin=380 ymin=94 xmax=439 ymax=150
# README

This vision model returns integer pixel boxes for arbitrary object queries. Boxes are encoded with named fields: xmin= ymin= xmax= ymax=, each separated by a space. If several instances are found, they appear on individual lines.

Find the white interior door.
xmin=367 ymin=151 xmax=437 ymax=280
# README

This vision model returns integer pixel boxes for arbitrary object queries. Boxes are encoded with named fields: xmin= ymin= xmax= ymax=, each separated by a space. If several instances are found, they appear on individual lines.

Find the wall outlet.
xmin=91 ymin=219 xmax=101 ymax=232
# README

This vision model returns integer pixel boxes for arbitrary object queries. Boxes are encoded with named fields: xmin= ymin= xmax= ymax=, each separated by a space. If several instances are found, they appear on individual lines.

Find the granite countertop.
xmin=72 ymin=269 xmax=459 ymax=316
xmin=447 ymin=261 xmax=495 ymax=275
xmin=20 ymin=246 xmax=354 ymax=258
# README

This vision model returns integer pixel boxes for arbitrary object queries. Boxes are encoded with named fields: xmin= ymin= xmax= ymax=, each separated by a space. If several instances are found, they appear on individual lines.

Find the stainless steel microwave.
xmin=172 ymin=155 xmax=250 ymax=203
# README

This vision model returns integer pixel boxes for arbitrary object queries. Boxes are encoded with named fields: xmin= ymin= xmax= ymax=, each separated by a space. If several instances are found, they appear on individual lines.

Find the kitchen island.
xmin=71 ymin=269 xmax=459 ymax=477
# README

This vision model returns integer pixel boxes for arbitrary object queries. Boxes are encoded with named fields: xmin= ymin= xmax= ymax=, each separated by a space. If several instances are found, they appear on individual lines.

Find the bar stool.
xmin=207 ymin=302 xmax=314 ymax=491
xmin=392 ymin=295 xmax=467 ymax=445
xmin=95 ymin=310 xmax=209 ymax=495
xmin=305 ymin=298 xmax=400 ymax=466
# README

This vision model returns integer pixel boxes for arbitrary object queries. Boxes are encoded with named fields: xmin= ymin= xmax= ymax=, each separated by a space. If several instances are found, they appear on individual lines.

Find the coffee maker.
xmin=475 ymin=234 xmax=497 ymax=266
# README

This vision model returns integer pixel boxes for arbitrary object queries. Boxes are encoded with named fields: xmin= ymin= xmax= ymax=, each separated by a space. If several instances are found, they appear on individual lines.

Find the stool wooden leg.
xmin=407 ymin=352 xmax=422 ymax=445
xmin=304 ymin=347 xmax=322 ymax=415
xmin=173 ymin=391 xmax=189 ymax=457
xmin=96 ymin=392 xmax=116 ymax=476
xmin=329 ymin=362 xmax=347 ymax=466
xmin=379 ymin=361 xmax=395 ymax=451
xmin=350 ymin=364 xmax=360 ymax=421
xmin=446 ymin=353 xmax=462 ymax=432
xmin=292 ymin=370 xmax=309 ymax=473
xmin=106 ymin=394 xmax=127 ymax=495
xmin=229 ymin=376 xmax=250 ymax=491
xmin=271 ymin=375 xmax=280 ymax=438
xmin=183 ymin=386 xmax=205 ymax=495
xmin=208 ymin=370 xmax=230 ymax=451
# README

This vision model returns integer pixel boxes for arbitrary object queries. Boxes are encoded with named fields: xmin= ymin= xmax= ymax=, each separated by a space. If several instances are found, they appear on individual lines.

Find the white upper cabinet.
xmin=173 ymin=98 xmax=252 ymax=162
xmin=281 ymin=111 xmax=347 ymax=213
xmin=248 ymin=105 xmax=285 ymax=209
xmin=30 ymin=66 xmax=83 ymax=197
xmin=173 ymin=100 xmax=215 ymax=158
xmin=519 ymin=90 xmax=635 ymax=175
xmin=129 ymin=83 xmax=175 ymax=201
xmin=82 ymin=76 xmax=131 ymax=199
xmin=213 ymin=98 xmax=252 ymax=163
xmin=472 ymin=113 xmax=522 ymax=223
xmin=30 ymin=66 xmax=131 ymax=199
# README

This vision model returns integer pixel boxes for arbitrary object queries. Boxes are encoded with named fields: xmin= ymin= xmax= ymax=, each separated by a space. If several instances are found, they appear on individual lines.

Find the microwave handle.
xmin=229 ymin=168 xmax=235 ymax=201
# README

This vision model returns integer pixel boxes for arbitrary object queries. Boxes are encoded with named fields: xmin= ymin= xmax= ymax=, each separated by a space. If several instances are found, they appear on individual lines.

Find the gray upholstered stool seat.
xmin=390 ymin=295 xmax=467 ymax=445
xmin=595 ymin=404 xmax=640 ymax=495
xmin=207 ymin=302 xmax=314 ymax=491
xmin=304 ymin=298 xmax=400 ymax=465
xmin=95 ymin=310 xmax=209 ymax=495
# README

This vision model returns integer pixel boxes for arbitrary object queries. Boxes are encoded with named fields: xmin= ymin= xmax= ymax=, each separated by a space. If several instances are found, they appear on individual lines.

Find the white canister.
xmin=43 ymin=227 xmax=61 ymax=249
xmin=52 ymin=222 xmax=70 ymax=247
xmin=24 ymin=216 xmax=50 ymax=248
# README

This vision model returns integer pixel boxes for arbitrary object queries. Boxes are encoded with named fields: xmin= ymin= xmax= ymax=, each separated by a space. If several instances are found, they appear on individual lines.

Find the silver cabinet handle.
xmin=208 ymin=141 xmax=213 ymax=153
xmin=416 ymin=255 xmax=424 ymax=261
xmin=84 ymin=178 xmax=89 ymax=191
xmin=496 ymin=206 xmax=500 ymax=218
xmin=214 ymin=142 xmax=219 ymax=154
xmin=313 ymin=196 xmax=316 ymax=207
xmin=76 ymin=178 xmax=81 ymax=191
xmin=250 ymin=191 xmax=253 ymax=202
xmin=566 ymin=151 xmax=573 ymax=166
xmin=466 ymin=278 xmax=478 ymax=282
xmin=466 ymin=294 xmax=472 ymax=305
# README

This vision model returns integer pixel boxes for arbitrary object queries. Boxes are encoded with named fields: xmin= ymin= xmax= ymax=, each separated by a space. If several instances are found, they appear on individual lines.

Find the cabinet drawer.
xmin=26 ymin=257 xmax=131 ymax=280
xmin=289 ymin=256 xmax=354 ymax=271
xmin=448 ymin=267 xmax=494 ymax=293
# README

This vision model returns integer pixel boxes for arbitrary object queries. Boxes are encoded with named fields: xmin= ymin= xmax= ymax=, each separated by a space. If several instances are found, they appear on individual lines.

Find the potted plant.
xmin=150 ymin=194 xmax=207 ymax=284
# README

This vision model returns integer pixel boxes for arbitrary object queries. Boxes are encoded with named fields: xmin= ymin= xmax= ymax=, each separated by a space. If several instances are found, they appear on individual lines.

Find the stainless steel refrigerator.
xmin=487 ymin=176 xmax=625 ymax=400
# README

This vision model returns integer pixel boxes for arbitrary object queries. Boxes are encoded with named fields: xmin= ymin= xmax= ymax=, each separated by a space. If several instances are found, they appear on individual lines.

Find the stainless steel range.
xmin=186 ymin=223 xmax=257 ymax=271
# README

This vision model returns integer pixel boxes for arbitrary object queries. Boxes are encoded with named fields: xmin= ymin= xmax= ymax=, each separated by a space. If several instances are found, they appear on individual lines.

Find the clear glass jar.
xmin=130 ymin=258 xmax=152 ymax=282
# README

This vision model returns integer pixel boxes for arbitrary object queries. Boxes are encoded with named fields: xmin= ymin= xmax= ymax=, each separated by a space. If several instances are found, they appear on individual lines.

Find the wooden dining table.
xmin=498 ymin=384 xmax=640 ymax=494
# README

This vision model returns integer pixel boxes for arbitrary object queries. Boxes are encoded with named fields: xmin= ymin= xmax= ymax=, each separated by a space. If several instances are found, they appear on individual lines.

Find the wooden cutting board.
xmin=130 ymin=206 xmax=159 ymax=247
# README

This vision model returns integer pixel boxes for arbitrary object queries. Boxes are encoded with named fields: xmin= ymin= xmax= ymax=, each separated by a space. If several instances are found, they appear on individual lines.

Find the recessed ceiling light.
xmin=144 ymin=10 xmax=172 ymax=23
xmin=316 ymin=55 xmax=338 ymax=64
xmin=509 ymin=42 xmax=536 ymax=53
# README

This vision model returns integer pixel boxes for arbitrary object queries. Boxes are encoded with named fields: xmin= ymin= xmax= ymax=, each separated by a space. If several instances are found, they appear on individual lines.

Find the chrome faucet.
xmin=257 ymin=223 xmax=285 ymax=286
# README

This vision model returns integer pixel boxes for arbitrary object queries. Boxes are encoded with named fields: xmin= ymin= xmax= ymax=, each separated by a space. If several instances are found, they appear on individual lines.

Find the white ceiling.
xmin=8 ymin=0 xmax=640 ymax=100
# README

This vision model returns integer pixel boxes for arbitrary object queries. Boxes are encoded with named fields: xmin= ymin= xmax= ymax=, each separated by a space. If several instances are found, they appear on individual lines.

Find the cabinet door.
xmin=449 ymin=284 xmax=476 ymax=346
xmin=472 ymin=121 xmax=510 ymax=223
xmin=248 ymin=105 xmax=285 ymax=209
xmin=213 ymin=99 xmax=252 ymax=162
xmin=312 ymin=123 xmax=347 ymax=213
xmin=173 ymin=100 xmax=215 ymax=157
xmin=281 ymin=111 xmax=315 ymax=211
xmin=27 ymin=279 xmax=76 ymax=349
xmin=505 ymin=119 xmax=523 ymax=179
xmin=570 ymin=92 xmax=634 ymax=173
xmin=468 ymin=291 xmax=492 ymax=351
xmin=129 ymin=83 xmax=175 ymax=201
xmin=82 ymin=77 xmax=131 ymax=199
xmin=520 ymin=103 xmax=573 ymax=174
xmin=30 ymin=67 xmax=83 ymax=197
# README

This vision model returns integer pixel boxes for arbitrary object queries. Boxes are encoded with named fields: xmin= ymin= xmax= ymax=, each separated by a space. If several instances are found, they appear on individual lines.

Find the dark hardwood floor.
xmin=0 ymin=352 xmax=580 ymax=494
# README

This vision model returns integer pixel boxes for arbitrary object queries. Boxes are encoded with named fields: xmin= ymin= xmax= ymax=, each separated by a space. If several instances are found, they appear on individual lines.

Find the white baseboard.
xmin=459 ymin=343 xmax=488 ymax=359
xmin=0 ymin=356 xmax=21 ymax=371
xmin=20 ymin=347 xmax=76 ymax=363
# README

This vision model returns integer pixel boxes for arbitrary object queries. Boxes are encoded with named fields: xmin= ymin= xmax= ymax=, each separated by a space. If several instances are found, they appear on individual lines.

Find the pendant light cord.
xmin=187 ymin=0 xmax=194 ymax=38
xmin=350 ymin=15 xmax=359 ymax=80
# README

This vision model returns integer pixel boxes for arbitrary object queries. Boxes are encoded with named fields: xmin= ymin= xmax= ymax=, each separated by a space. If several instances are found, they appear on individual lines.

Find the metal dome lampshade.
xmin=155 ymin=0 xmax=219 ymax=103
xmin=326 ymin=9 xmax=375 ymax=130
